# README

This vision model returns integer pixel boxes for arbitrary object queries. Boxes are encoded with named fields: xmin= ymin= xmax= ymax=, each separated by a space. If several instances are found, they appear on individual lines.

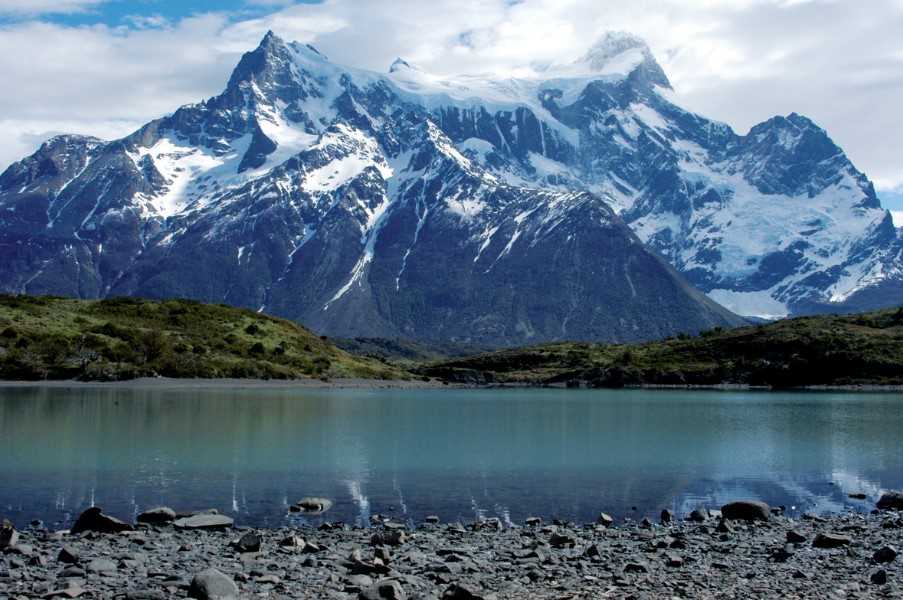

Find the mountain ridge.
xmin=0 ymin=30 xmax=898 ymax=343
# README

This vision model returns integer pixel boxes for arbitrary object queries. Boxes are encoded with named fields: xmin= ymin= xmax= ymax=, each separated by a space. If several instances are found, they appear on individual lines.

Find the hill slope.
xmin=419 ymin=308 xmax=903 ymax=388
xmin=0 ymin=295 xmax=404 ymax=381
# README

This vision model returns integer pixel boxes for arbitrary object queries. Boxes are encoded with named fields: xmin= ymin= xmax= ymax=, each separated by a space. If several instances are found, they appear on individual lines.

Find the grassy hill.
xmin=0 ymin=295 xmax=406 ymax=382
xmin=418 ymin=308 xmax=903 ymax=388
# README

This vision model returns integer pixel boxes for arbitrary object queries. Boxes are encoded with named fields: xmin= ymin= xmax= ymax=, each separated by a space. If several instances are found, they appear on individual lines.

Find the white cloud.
xmin=892 ymin=211 xmax=903 ymax=227
xmin=0 ymin=0 xmax=902 ymax=193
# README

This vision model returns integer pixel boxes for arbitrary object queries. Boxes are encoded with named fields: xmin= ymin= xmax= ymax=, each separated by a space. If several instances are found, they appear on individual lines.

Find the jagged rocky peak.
xmin=0 ymin=134 xmax=103 ymax=193
xmin=572 ymin=31 xmax=671 ymax=88
xmin=389 ymin=57 xmax=417 ymax=74
xmin=226 ymin=31 xmax=329 ymax=95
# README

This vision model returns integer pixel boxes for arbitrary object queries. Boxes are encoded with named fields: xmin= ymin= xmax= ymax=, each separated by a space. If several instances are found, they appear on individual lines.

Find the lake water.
xmin=2 ymin=386 xmax=902 ymax=529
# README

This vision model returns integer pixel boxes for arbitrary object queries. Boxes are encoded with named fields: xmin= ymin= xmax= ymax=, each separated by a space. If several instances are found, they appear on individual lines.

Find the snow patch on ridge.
xmin=707 ymin=289 xmax=789 ymax=320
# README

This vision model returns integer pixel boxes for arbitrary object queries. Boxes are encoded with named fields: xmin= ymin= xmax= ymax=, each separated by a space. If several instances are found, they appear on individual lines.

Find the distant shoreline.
xmin=1 ymin=377 xmax=902 ymax=392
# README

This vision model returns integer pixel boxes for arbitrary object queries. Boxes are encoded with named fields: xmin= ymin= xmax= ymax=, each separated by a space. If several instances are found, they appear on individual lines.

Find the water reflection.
xmin=1 ymin=387 xmax=902 ymax=528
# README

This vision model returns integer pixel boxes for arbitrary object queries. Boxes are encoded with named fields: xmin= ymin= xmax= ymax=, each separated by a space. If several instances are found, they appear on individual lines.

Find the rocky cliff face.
xmin=1 ymin=31 xmax=896 ymax=343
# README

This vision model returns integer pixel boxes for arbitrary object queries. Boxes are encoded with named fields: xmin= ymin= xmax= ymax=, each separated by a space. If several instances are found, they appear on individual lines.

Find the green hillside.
xmin=0 ymin=295 xmax=405 ymax=381
xmin=418 ymin=308 xmax=903 ymax=388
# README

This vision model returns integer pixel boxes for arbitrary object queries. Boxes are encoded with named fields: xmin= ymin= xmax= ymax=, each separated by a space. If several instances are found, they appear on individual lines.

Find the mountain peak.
xmin=576 ymin=31 xmax=671 ymax=88
xmin=389 ymin=57 xmax=418 ymax=74
xmin=582 ymin=32 xmax=649 ymax=68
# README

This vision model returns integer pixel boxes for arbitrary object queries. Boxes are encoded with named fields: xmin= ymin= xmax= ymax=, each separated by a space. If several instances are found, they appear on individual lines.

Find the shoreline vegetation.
xmin=0 ymin=295 xmax=901 ymax=389
xmin=1 ymin=496 xmax=901 ymax=598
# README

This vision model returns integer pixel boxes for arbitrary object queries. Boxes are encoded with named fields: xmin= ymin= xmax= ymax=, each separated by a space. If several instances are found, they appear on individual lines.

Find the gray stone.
xmin=660 ymin=509 xmax=673 ymax=524
xmin=233 ymin=532 xmax=261 ymax=553
xmin=188 ymin=568 xmax=239 ymax=600
xmin=359 ymin=580 xmax=406 ymax=600
xmin=136 ymin=507 xmax=177 ymax=525
xmin=86 ymin=558 xmax=117 ymax=573
xmin=42 ymin=586 xmax=86 ymax=599
xmin=786 ymin=530 xmax=807 ymax=544
xmin=721 ymin=500 xmax=770 ymax=522
xmin=597 ymin=513 xmax=614 ymax=527
xmin=173 ymin=514 xmax=234 ymax=530
xmin=370 ymin=530 xmax=406 ymax=547
xmin=278 ymin=535 xmax=303 ymax=548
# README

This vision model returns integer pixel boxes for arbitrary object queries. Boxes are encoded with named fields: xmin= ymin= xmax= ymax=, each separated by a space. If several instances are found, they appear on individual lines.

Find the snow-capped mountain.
xmin=382 ymin=32 xmax=902 ymax=319
xmin=0 ymin=31 xmax=896 ymax=343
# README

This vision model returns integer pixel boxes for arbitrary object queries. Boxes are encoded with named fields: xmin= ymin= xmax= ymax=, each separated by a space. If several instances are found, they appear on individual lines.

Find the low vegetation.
xmin=2 ymin=295 xmax=901 ymax=388
xmin=418 ymin=308 xmax=903 ymax=388
xmin=0 ymin=295 xmax=406 ymax=382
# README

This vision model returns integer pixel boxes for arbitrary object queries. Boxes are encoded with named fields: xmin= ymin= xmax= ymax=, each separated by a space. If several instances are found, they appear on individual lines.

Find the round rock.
xmin=721 ymin=500 xmax=770 ymax=522
xmin=188 ymin=568 xmax=239 ymax=600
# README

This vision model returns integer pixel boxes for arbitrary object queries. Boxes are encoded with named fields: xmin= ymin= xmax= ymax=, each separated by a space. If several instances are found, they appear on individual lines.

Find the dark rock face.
xmin=813 ymin=533 xmax=852 ymax=549
xmin=69 ymin=507 xmax=133 ymax=535
xmin=721 ymin=501 xmax=771 ymax=522
xmin=0 ymin=30 xmax=897 ymax=343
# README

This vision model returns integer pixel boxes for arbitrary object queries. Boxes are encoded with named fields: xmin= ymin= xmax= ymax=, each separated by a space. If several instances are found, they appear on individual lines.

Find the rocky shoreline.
xmin=2 ymin=495 xmax=902 ymax=599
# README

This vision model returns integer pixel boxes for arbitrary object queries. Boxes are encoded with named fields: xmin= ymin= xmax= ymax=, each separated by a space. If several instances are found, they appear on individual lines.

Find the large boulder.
xmin=136 ymin=507 xmax=176 ymax=525
xmin=877 ymin=491 xmax=903 ymax=510
xmin=188 ymin=568 xmax=239 ymax=600
xmin=721 ymin=500 xmax=771 ymax=522
xmin=174 ymin=514 xmax=234 ymax=531
xmin=233 ymin=532 xmax=261 ymax=553
xmin=370 ymin=530 xmax=407 ymax=547
xmin=359 ymin=580 xmax=406 ymax=600
xmin=70 ymin=508 xmax=134 ymax=535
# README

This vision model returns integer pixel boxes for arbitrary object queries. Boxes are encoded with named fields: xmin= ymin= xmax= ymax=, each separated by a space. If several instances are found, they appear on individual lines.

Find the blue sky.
xmin=0 ymin=0 xmax=901 ymax=221
xmin=0 ymin=1 xmax=321 ymax=27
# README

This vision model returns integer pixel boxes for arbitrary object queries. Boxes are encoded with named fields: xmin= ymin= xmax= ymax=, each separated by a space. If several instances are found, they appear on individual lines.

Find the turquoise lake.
xmin=1 ymin=386 xmax=902 ymax=528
